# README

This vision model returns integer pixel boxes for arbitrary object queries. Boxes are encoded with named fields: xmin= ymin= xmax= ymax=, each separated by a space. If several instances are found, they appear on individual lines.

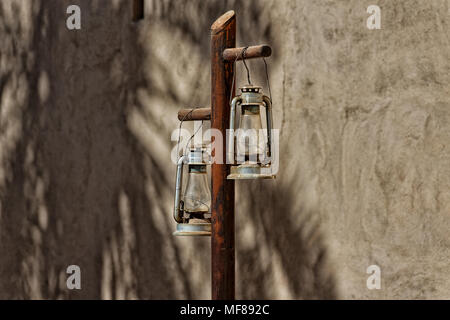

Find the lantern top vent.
xmin=240 ymin=85 xmax=262 ymax=93
xmin=188 ymin=146 xmax=209 ymax=165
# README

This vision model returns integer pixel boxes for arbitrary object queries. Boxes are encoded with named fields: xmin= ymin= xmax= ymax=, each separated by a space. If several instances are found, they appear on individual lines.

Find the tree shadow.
xmin=142 ymin=0 xmax=337 ymax=299
xmin=0 ymin=0 xmax=179 ymax=299
xmin=0 ymin=0 xmax=337 ymax=299
xmin=236 ymin=178 xmax=337 ymax=299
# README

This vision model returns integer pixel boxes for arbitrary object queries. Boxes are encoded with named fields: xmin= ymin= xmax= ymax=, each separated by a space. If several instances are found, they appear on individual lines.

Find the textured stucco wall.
xmin=0 ymin=0 xmax=449 ymax=299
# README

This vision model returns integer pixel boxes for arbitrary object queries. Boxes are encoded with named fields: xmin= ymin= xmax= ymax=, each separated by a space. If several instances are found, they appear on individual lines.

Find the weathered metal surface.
xmin=173 ymin=156 xmax=186 ymax=223
xmin=173 ymin=220 xmax=212 ymax=237
xmin=178 ymin=108 xmax=211 ymax=121
xmin=211 ymin=10 xmax=236 ymax=300
xmin=227 ymin=85 xmax=276 ymax=179
xmin=223 ymin=45 xmax=272 ymax=62
xmin=227 ymin=96 xmax=241 ymax=165
xmin=173 ymin=148 xmax=212 ymax=236
xmin=227 ymin=164 xmax=276 ymax=180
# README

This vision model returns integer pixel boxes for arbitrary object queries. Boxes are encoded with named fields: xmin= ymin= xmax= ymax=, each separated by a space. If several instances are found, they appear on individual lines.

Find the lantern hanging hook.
xmin=241 ymin=46 xmax=252 ymax=85
xmin=263 ymin=57 xmax=272 ymax=103
xmin=176 ymin=109 xmax=194 ymax=159
xmin=183 ymin=120 xmax=204 ymax=159
xmin=176 ymin=109 xmax=205 ymax=160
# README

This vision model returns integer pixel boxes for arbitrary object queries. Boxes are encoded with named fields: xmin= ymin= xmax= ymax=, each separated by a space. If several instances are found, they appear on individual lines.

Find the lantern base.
xmin=173 ymin=219 xmax=211 ymax=237
xmin=227 ymin=163 xmax=276 ymax=180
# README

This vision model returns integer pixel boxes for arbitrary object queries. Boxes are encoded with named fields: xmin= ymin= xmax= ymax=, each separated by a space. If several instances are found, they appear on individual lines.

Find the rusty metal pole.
xmin=132 ymin=0 xmax=144 ymax=21
xmin=211 ymin=11 xmax=236 ymax=300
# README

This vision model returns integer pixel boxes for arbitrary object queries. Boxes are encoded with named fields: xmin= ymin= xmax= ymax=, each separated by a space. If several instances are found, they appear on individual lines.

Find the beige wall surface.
xmin=0 ymin=0 xmax=449 ymax=299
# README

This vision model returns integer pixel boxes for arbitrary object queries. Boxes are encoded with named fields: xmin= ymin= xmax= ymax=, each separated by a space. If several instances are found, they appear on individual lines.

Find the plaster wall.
xmin=0 ymin=0 xmax=449 ymax=299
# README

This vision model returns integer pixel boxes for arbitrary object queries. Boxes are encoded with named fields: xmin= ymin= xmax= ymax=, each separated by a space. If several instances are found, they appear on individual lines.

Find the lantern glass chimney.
xmin=183 ymin=162 xmax=211 ymax=214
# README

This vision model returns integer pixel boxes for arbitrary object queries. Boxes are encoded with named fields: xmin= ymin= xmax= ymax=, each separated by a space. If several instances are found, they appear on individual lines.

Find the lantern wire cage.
xmin=176 ymin=109 xmax=205 ymax=160
xmin=228 ymin=48 xmax=275 ymax=173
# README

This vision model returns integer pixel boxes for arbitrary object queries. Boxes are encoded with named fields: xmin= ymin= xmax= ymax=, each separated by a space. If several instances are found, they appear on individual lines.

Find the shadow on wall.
xmin=130 ymin=0 xmax=338 ymax=299
xmin=0 ymin=0 xmax=336 ymax=299
xmin=0 ymin=0 xmax=178 ymax=299
xmin=144 ymin=0 xmax=275 ymax=56
xmin=236 ymin=179 xmax=337 ymax=299
xmin=0 ymin=0 xmax=52 ymax=299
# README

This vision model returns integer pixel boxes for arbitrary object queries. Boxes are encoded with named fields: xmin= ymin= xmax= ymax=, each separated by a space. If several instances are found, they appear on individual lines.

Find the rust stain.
xmin=211 ymin=11 xmax=236 ymax=300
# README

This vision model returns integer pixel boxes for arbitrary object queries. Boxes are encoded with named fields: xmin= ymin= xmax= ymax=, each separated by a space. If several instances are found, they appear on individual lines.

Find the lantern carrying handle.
xmin=174 ymin=155 xmax=187 ymax=223
xmin=228 ymin=96 xmax=242 ymax=165
xmin=263 ymin=95 xmax=273 ymax=160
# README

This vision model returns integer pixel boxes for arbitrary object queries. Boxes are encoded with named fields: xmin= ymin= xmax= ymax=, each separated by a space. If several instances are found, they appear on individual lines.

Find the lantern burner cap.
xmin=240 ymin=85 xmax=262 ymax=93
xmin=173 ymin=219 xmax=211 ymax=237
xmin=188 ymin=146 xmax=208 ymax=165
xmin=227 ymin=163 xmax=276 ymax=180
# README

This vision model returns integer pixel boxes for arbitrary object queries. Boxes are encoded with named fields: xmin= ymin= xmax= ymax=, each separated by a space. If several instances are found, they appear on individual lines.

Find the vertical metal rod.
xmin=132 ymin=0 xmax=144 ymax=21
xmin=211 ymin=10 xmax=236 ymax=300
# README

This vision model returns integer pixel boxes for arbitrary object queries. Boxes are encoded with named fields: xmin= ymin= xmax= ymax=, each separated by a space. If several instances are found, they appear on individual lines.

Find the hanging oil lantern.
xmin=173 ymin=146 xmax=211 ymax=236
xmin=227 ymin=85 xmax=276 ymax=180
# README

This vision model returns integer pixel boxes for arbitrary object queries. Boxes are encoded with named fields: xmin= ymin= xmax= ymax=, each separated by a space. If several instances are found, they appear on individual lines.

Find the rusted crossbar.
xmin=223 ymin=44 xmax=272 ymax=62
xmin=178 ymin=108 xmax=211 ymax=121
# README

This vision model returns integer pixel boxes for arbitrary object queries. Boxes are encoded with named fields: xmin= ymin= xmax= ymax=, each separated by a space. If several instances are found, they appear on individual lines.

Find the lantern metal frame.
xmin=227 ymin=85 xmax=275 ymax=180
xmin=173 ymin=147 xmax=212 ymax=237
